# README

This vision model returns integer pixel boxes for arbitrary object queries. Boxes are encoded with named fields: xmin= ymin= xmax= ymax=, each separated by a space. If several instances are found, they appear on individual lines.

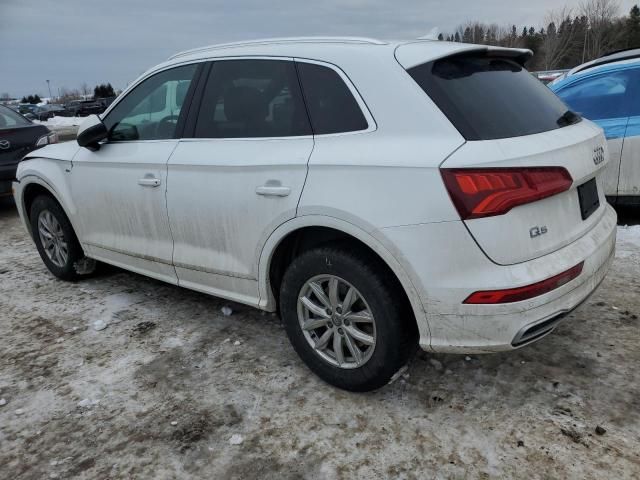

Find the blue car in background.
xmin=550 ymin=49 xmax=640 ymax=205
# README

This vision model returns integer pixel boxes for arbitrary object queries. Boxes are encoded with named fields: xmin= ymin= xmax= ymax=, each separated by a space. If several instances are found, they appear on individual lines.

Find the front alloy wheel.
xmin=37 ymin=209 xmax=69 ymax=268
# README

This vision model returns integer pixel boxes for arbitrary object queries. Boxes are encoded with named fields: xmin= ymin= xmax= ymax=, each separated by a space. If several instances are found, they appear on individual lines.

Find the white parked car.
xmin=13 ymin=38 xmax=616 ymax=391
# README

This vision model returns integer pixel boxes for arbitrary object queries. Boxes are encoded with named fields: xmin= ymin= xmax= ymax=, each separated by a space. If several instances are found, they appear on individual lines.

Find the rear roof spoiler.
xmin=395 ymin=41 xmax=533 ymax=69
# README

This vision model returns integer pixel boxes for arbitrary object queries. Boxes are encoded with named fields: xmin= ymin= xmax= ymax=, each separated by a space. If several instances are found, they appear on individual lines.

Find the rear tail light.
xmin=463 ymin=262 xmax=584 ymax=304
xmin=441 ymin=167 xmax=573 ymax=220
xmin=36 ymin=132 xmax=58 ymax=147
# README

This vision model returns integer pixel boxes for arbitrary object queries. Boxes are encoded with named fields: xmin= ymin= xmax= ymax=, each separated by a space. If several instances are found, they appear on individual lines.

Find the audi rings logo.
xmin=593 ymin=145 xmax=605 ymax=165
xmin=0 ymin=140 xmax=10 ymax=150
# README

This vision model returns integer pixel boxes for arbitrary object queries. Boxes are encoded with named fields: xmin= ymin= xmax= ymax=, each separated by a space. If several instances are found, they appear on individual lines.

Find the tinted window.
xmin=194 ymin=60 xmax=311 ymax=138
xmin=0 ymin=106 xmax=31 ymax=128
xmin=104 ymin=64 xmax=197 ymax=141
xmin=556 ymin=69 xmax=640 ymax=120
xmin=408 ymin=55 xmax=571 ymax=140
xmin=296 ymin=62 xmax=368 ymax=134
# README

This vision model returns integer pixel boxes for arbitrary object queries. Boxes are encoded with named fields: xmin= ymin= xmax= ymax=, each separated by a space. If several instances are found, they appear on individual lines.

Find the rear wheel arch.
xmin=261 ymin=219 xmax=428 ymax=341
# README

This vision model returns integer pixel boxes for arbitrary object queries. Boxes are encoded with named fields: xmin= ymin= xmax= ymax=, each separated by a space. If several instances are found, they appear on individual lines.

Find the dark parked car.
xmin=24 ymin=104 xmax=71 ymax=121
xmin=64 ymin=99 xmax=104 ymax=117
xmin=0 ymin=105 xmax=57 ymax=195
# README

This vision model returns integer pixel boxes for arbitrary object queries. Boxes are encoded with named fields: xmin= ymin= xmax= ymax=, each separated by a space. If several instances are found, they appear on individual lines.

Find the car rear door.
xmin=551 ymin=68 xmax=640 ymax=199
xmin=166 ymin=59 xmax=313 ymax=305
xmin=69 ymin=63 xmax=200 ymax=283
xmin=615 ymin=67 xmax=640 ymax=198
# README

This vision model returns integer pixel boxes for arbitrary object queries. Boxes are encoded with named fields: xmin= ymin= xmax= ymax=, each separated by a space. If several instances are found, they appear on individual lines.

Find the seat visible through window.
xmin=194 ymin=60 xmax=311 ymax=138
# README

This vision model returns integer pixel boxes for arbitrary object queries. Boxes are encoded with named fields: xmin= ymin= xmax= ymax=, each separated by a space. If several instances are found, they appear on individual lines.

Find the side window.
xmin=194 ymin=60 xmax=311 ymax=138
xmin=556 ymin=69 xmax=640 ymax=120
xmin=296 ymin=62 xmax=368 ymax=135
xmin=103 ymin=64 xmax=197 ymax=141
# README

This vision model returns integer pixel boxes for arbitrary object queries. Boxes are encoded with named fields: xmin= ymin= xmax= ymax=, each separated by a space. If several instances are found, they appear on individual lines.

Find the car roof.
xmin=158 ymin=36 xmax=531 ymax=69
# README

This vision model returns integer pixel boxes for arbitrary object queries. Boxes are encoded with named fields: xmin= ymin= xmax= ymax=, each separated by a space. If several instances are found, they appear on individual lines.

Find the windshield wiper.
xmin=557 ymin=109 xmax=581 ymax=127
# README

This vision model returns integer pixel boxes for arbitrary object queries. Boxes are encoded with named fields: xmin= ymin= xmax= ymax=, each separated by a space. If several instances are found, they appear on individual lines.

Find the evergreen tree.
xmin=626 ymin=5 xmax=640 ymax=48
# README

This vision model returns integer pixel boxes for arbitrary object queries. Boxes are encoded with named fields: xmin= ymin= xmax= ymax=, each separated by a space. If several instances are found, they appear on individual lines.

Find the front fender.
xmin=14 ymin=158 xmax=78 ymax=240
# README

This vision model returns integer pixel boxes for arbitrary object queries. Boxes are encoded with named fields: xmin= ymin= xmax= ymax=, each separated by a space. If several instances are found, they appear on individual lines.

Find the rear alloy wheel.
xmin=280 ymin=246 xmax=417 ymax=392
xmin=298 ymin=274 xmax=376 ymax=369
xmin=30 ymin=195 xmax=95 ymax=281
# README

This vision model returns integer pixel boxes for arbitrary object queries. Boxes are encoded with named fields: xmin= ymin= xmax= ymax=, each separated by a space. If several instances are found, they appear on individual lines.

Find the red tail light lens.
xmin=441 ymin=167 xmax=573 ymax=220
xmin=463 ymin=262 xmax=584 ymax=304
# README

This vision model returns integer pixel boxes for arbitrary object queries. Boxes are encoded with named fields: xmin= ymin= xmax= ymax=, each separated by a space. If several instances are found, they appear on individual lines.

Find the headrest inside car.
xmin=224 ymin=86 xmax=268 ymax=124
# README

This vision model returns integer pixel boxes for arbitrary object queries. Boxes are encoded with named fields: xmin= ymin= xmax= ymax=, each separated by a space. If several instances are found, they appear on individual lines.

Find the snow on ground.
xmin=34 ymin=116 xmax=84 ymax=127
xmin=615 ymin=224 xmax=640 ymax=260
xmin=0 ymin=198 xmax=639 ymax=479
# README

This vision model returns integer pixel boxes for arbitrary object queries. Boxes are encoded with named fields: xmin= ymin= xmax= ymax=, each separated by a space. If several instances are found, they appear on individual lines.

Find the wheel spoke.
xmin=333 ymin=332 xmax=345 ymax=366
xmin=342 ymin=287 xmax=356 ymax=312
xmin=328 ymin=277 xmax=339 ymax=308
xmin=300 ymin=295 xmax=329 ymax=318
xmin=58 ymin=245 xmax=69 ymax=265
xmin=345 ymin=310 xmax=373 ymax=323
xmin=343 ymin=331 xmax=363 ymax=365
xmin=308 ymin=281 xmax=331 ymax=309
xmin=302 ymin=317 xmax=330 ymax=331
xmin=314 ymin=329 xmax=333 ymax=350
xmin=345 ymin=325 xmax=375 ymax=345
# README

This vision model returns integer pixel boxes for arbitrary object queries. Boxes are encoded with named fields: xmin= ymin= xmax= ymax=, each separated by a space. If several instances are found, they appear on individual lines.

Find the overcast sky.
xmin=0 ymin=0 xmax=636 ymax=98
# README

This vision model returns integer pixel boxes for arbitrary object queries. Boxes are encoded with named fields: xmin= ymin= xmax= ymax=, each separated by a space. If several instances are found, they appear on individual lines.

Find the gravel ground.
xmin=1 ymin=196 xmax=639 ymax=479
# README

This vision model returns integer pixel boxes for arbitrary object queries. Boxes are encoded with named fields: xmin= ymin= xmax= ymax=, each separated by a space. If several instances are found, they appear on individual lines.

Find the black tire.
xmin=279 ymin=246 xmax=418 ymax=392
xmin=30 ymin=195 xmax=91 ymax=281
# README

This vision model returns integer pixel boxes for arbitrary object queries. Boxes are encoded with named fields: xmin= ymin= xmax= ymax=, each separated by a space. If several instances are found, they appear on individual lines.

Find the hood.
xmin=23 ymin=140 xmax=81 ymax=162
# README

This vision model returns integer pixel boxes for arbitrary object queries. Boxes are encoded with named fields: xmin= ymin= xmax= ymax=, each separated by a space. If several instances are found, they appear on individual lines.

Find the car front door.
xmin=166 ymin=59 xmax=313 ymax=305
xmin=70 ymin=63 xmax=200 ymax=283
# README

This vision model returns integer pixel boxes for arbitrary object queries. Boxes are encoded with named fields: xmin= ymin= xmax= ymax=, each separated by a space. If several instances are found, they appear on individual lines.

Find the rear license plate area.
xmin=577 ymin=178 xmax=599 ymax=220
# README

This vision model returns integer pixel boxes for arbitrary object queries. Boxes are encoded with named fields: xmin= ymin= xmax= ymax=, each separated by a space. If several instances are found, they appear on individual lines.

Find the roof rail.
xmin=601 ymin=47 xmax=640 ymax=58
xmin=168 ymin=37 xmax=387 ymax=60
xmin=574 ymin=47 xmax=640 ymax=74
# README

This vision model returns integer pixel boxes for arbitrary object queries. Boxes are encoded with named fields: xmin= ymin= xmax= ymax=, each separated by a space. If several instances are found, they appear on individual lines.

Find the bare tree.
xmin=541 ymin=7 xmax=578 ymax=69
xmin=80 ymin=82 xmax=91 ymax=98
xmin=581 ymin=0 xmax=621 ymax=59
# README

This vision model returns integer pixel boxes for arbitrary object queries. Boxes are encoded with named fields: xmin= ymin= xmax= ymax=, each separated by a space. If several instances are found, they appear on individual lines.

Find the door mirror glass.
xmin=77 ymin=115 xmax=108 ymax=149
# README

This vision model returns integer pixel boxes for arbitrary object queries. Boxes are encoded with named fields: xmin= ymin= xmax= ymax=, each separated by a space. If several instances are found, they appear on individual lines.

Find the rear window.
xmin=296 ymin=62 xmax=368 ymax=135
xmin=408 ymin=55 xmax=573 ymax=141
xmin=0 ymin=106 xmax=31 ymax=128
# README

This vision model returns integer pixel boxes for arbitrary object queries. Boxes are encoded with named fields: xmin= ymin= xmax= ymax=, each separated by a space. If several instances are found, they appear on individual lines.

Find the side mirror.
xmin=77 ymin=114 xmax=108 ymax=150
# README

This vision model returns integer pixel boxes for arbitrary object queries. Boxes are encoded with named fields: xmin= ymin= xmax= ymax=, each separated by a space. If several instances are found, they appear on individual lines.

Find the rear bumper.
xmin=381 ymin=204 xmax=617 ymax=353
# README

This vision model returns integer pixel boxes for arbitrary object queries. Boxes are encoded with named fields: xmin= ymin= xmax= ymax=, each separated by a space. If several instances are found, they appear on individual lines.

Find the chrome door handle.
xmin=256 ymin=185 xmax=291 ymax=197
xmin=138 ymin=177 xmax=161 ymax=187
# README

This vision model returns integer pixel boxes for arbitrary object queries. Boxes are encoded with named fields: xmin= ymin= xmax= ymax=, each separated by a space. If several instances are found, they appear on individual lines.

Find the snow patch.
xmin=33 ymin=116 xmax=84 ymax=127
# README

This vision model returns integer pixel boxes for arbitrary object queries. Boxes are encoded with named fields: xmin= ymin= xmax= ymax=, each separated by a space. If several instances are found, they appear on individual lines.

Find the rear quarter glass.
xmin=407 ymin=54 xmax=571 ymax=140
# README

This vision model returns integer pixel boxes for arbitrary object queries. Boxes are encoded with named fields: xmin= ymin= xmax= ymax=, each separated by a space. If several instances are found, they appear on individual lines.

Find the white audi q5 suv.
xmin=13 ymin=38 xmax=616 ymax=391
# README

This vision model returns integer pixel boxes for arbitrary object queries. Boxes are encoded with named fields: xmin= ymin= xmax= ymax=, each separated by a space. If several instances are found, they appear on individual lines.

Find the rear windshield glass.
xmin=408 ymin=55 xmax=574 ymax=140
